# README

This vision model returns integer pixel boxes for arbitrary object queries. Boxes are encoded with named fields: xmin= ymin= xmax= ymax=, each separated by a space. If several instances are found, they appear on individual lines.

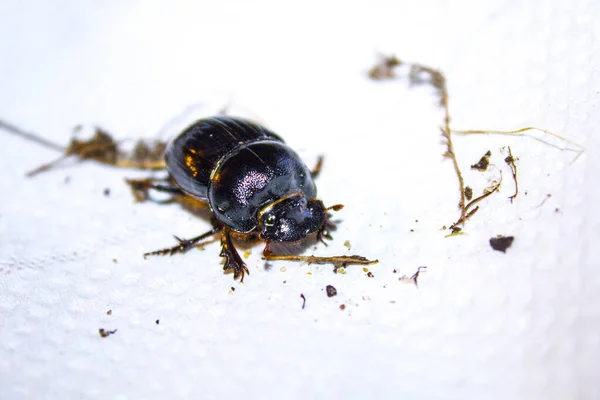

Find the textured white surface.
xmin=1 ymin=1 xmax=599 ymax=399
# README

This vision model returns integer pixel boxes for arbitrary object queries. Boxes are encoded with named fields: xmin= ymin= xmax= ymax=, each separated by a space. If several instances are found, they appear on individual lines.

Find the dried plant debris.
xmin=325 ymin=285 xmax=337 ymax=297
xmin=300 ymin=293 xmax=306 ymax=309
xmin=399 ymin=266 xmax=427 ymax=288
xmin=368 ymin=54 xmax=402 ymax=80
xmin=98 ymin=328 xmax=118 ymax=338
xmin=0 ymin=118 xmax=167 ymax=176
xmin=367 ymin=54 xmax=584 ymax=233
xmin=448 ymin=171 xmax=502 ymax=234
xmin=536 ymin=193 xmax=552 ymax=208
xmin=503 ymin=146 xmax=519 ymax=202
xmin=471 ymin=150 xmax=492 ymax=171
xmin=489 ymin=235 xmax=514 ymax=253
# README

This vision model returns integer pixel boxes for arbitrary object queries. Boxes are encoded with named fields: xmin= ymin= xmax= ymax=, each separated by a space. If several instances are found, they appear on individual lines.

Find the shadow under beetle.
xmin=2 ymin=116 xmax=378 ymax=281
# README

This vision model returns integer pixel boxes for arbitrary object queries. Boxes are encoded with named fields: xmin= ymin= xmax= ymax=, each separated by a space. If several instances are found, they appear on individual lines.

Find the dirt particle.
xmin=471 ymin=150 xmax=492 ymax=171
xmin=489 ymin=235 xmax=514 ymax=253
xmin=98 ymin=328 xmax=117 ymax=338
xmin=334 ymin=266 xmax=347 ymax=275
xmin=464 ymin=186 xmax=473 ymax=201
xmin=325 ymin=285 xmax=337 ymax=297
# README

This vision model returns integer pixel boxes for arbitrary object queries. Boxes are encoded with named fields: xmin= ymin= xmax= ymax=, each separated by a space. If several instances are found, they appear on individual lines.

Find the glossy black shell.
xmin=165 ymin=117 xmax=317 ymax=233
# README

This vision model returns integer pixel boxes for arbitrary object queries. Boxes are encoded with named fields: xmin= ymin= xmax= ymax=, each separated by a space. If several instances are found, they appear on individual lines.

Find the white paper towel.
xmin=1 ymin=1 xmax=598 ymax=399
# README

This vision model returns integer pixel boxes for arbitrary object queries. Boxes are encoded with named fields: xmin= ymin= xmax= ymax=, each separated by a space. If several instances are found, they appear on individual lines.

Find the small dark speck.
xmin=366 ymin=271 xmax=374 ymax=278
xmin=106 ymin=309 xmax=112 ymax=315
xmin=98 ymin=328 xmax=117 ymax=338
xmin=325 ymin=285 xmax=337 ymax=297
xmin=393 ymin=269 xmax=397 ymax=273
xmin=490 ymin=235 xmax=514 ymax=253
xmin=103 ymin=188 xmax=111 ymax=196
xmin=300 ymin=293 xmax=306 ymax=309
xmin=155 ymin=320 xmax=160 ymax=325
xmin=471 ymin=150 xmax=492 ymax=171
xmin=339 ymin=304 xmax=346 ymax=310
xmin=410 ymin=229 xmax=414 ymax=232
xmin=464 ymin=186 xmax=473 ymax=201
xmin=451 ymin=226 xmax=462 ymax=234
xmin=231 ymin=286 xmax=235 ymax=292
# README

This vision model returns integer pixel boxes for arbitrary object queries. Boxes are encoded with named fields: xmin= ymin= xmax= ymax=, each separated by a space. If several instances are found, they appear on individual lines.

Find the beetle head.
xmin=258 ymin=194 xmax=326 ymax=242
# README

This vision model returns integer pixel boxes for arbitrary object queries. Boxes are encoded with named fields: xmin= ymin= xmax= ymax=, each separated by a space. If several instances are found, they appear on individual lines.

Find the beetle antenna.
xmin=0 ymin=118 xmax=64 ymax=152
xmin=326 ymin=204 xmax=344 ymax=212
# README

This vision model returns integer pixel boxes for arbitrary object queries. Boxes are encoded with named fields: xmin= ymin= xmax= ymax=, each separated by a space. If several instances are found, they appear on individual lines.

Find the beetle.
xmin=2 ymin=116 xmax=377 ymax=281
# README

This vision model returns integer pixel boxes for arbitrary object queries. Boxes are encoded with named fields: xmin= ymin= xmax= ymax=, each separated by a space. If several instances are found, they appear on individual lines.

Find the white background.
xmin=0 ymin=1 xmax=598 ymax=399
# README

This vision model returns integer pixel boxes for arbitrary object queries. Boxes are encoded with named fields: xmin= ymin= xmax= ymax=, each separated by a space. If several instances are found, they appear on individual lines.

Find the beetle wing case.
xmin=166 ymin=117 xmax=318 ymax=234
xmin=165 ymin=117 xmax=283 ymax=201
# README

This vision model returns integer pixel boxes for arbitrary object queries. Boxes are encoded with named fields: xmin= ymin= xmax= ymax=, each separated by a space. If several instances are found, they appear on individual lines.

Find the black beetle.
xmin=2 ymin=116 xmax=377 ymax=281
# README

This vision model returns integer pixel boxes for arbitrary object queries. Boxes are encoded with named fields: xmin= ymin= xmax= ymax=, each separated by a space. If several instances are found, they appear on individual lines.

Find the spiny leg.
xmin=144 ymin=226 xmax=221 ymax=258
xmin=219 ymin=228 xmax=250 ymax=282
xmin=125 ymin=177 xmax=184 ymax=203
xmin=316 ymin=204 xmax=344 ymax=246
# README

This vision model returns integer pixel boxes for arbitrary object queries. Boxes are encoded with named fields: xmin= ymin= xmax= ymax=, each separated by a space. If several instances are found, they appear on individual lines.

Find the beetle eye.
xmin=265 ymin=215 xmax=275 ymax=226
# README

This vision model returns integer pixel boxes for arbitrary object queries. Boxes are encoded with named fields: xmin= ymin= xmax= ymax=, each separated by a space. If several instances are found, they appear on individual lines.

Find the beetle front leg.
xmin=143 ymin=226 xmax=221 ymax=257
xmin=316 ymin=219 xmax=335 ymax=246
xmin=220 ymin=228 xmax=250 ymax=282
xmin=316 ymin=204 xmax=344 ymax=246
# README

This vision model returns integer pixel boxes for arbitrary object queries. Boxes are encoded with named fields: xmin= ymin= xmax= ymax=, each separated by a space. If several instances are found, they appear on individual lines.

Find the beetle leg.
xmin=143 ymin=226 xmax=221 ymax=257
xmin=316 ymin=204 xmax=343 ymax=246
xmin=316 ymin=219 xmax=335 ymax=246
xmin=220 ymin=228 xmax=250 ymax=282
xmin=310 ymin=155 xmax=324 ymax=179
xmin=125 ymin=178 xmax=184 ymax=202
